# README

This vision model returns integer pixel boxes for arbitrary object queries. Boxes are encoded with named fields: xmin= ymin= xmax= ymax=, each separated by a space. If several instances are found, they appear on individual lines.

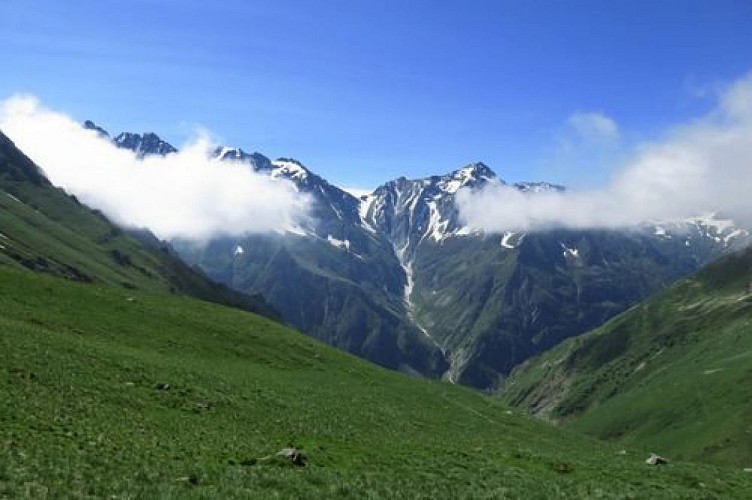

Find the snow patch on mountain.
xmin=358 ymin=194 xmax=379 ymax=233
xmin=327 ymin=235 xmax=350 ymax=250
xmin=394 ymin=241 xmax=444 ymax=352
xmin=217 ymin=147 xmax=243 ymax=160
xmin=646 ymin=213 xmax=748 ymax=247
xmin=271 ymin=160 xmax=308 ymax=181
xmin=723 ymin=229 xmax=745 ymax=244
xmin=688 ymin=213 xmax=737 ymax=237
xmin=501 ymin=231 xmax=518 ymax=249
xmin=425 ymin=201 xmax=450 ymax=242
xmin=561 ymin=243 xmax=580 ymax=259
xmin=437 ymin=164 xmax=495 ymax=194
xmin=277 ymin=225 xmax=308 ymax=237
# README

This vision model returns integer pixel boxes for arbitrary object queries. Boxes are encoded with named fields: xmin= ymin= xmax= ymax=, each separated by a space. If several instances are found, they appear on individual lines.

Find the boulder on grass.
xmin=646 ymin=453 xmax=668 ymax=466
xmin=276 ymin=447 xmax=306 ymax=466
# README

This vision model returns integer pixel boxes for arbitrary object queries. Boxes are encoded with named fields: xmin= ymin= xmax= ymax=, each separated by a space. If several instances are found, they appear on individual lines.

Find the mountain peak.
xmin=438 ymin=162 xmax=497 ymax=194
xmin=271 ymin=158 xmax=310 ymax=181
xmin=449 ymin=162 xmax=496 ymax=180
xmin=83 ymin=120 xmax=110 ymax=139
xmin=213 ymin=146 xmax=274 ymax=170
xmin=113 ymin=131 xmax=177 ymax=157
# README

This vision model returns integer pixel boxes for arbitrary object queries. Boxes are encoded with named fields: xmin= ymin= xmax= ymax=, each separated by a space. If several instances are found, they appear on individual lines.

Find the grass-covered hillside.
xmin=2 ymin=266 xmax=752 ymax=498
xmin=500 ymin=246 xmax=752 ymax=468
xmin=0 ymin=130 xmax=271 ymax=316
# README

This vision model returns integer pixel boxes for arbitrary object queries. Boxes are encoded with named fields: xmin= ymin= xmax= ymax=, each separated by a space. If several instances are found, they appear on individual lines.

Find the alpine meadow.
xmin=3 ymin=1 xmax=752 ymax=498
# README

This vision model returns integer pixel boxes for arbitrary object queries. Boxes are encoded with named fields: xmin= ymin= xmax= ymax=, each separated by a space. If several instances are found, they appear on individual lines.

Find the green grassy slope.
xmin=2 ymin=266 xmax=752 ymax=498
xmin=0 ymin=130 xmax=272 ymax=316
xmin=500 ymin=246 xmax=752 ymax=467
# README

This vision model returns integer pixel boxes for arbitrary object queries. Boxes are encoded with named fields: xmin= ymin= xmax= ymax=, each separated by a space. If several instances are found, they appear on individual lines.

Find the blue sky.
xmin=2 ymin=0 xmax=752 ymax=190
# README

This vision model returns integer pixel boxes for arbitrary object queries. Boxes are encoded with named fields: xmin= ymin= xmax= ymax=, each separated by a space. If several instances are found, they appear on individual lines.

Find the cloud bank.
xmin=457 ymin=73 xmax=752 ymax=232
xmin=0 ymin=95 xmax=311 ymax=240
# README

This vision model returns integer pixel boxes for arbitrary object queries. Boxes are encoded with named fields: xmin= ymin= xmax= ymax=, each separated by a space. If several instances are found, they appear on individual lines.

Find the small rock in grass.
xmin=743 ymin=467 xmax=752 ymax=473
xmin=276 ymin=447 xmax=306 ymax=466
xmin=155 ymin=383 xmax=170 ymax=391
xmin=645 ymin=453 xmax=668 ymax=465
xmin=617 ymin=449 xmax=627 ymax=455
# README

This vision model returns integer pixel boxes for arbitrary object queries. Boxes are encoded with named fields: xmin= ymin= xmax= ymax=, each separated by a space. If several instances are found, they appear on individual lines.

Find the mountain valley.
xmin=5 ymin=3 xmax=752 ymax=497
xmin=4 ymin=130 xmax=751 ymax=496
xmin=104 ymin=126 xmax=750 ymax=389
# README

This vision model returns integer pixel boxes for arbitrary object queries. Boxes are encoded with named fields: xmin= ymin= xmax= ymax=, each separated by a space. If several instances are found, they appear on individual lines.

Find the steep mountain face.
xmin=498 ymin=245 xmax=752 ymax=466
xmin=102 ymin=123 xmax=748 ymax=387
xmin=122 ymin=140 xmax=447 ymax=375
xmin=360 ymin=164 xmax=748 ymax=388
xmin=0 ymin=129 xmax=272 ymax=317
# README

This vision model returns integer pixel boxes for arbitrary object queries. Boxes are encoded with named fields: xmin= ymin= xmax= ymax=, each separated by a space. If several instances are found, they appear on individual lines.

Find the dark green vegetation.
xmin=0 ymin=131 xmax=272 ymax=316
xmin=410 ymin=227 xmax=729 ymax=389
xmin=175 ymin=229 xmax=445 ymax=378
xmin=501 ymin=246 xmax=752 ymax=468
xmin=3 ymin=266 xmax=752 ymax=498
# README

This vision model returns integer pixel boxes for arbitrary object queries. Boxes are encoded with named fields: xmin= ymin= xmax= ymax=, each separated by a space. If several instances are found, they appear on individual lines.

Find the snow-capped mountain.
xmin=359 ymin=167 xmax=747 ymax=387
xmin=360 ymin=163 xmax=495 ymax=253
xmin=193 ymin=143 xmax=447 ymax=375
xmin=360 ymin=163 xmax=568 ymax=258
xmin=96 ymin=121 xmax=750 ymax=388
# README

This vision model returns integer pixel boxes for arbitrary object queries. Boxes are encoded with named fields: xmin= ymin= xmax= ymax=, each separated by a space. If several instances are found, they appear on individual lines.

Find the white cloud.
xmin=0 ymin=95 xmax=311 ymax=240
xmin=567 ymin=111 xmax=620 ymax=142
xmin=457 ymin=73 xmax=752 ymax=232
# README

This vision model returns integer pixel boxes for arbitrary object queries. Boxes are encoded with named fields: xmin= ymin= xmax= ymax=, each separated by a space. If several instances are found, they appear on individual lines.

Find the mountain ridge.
xmin=88 ymin=121 xmax=751 ymax=387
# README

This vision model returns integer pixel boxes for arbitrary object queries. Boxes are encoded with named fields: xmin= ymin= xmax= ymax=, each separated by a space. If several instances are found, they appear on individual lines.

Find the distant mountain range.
xmin=91 ymin=124 xmax=751 ymax=388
